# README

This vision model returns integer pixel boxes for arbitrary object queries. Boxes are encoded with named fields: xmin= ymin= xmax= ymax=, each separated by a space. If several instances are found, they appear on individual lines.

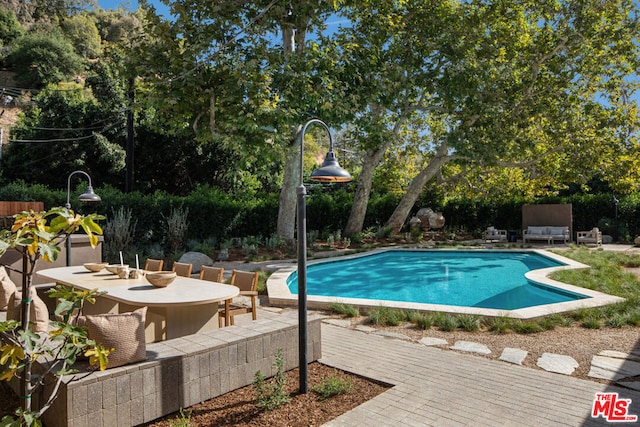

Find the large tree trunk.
xmin=385 ymin=142 xmax=451 ymax=233
xmin=344 ymin=145 xmax=388 ymax=236
xmin=276 ymin=139 xmax=301 ymax=241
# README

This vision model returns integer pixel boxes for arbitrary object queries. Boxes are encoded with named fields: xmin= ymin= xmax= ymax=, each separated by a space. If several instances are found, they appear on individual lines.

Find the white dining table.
xmin=37 ymin=266 xmax=239 ymax=342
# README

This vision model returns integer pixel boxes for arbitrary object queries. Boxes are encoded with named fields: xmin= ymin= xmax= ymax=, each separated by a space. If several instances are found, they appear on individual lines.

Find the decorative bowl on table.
xmin=145 ymin=271 xmax=177 ymax=287
xmin=106 ymin=264 xmax=128 ymax=274
xmin=83 ymin=262 xmax=108 ymax=272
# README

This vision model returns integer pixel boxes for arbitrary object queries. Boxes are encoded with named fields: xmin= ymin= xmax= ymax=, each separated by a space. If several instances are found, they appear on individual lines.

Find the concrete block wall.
xmin=29 ymin=313 xmax=322 ymax=427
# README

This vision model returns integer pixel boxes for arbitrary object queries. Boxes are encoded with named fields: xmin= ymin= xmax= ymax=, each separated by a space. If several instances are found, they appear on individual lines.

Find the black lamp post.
xmin=612 ymin=193 xmax=619 ymax=242
xmin=65 ymin=170 xmax=101 ymax=266
xmin=297 ymin=119 xmax=352 ymax=393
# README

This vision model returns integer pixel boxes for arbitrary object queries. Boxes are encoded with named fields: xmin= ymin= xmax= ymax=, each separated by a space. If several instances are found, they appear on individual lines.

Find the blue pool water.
xmin=287 ymin=250 xmax=588 ymax=310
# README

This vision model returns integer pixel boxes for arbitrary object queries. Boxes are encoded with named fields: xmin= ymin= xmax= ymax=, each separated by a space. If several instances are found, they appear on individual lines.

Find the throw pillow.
xmin=7 ymin=289 xmax=50 ymax=333
xmin=0 ymin=266 xmax=18 ymax=311
xmin=85 ymin=307 xmax=147 ymax=369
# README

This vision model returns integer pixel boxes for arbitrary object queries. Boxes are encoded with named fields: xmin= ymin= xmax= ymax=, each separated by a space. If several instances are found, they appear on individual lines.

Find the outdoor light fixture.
xmin=65 ymin=170 xmax=101 ymax=266
xmin=297 ymin=118 xmax=352 ymax=393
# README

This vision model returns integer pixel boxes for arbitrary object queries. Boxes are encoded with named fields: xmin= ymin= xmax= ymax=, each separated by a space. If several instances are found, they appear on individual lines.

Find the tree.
xmin=2 ymin=83 xmax=126 ymax=189
xmin=0 ymin=208 xmax=109 ymax=425
xmin=0 ymin=6 xmax=23 ymax=44
xmin=5 ymin=30 xmax=86 ymax=88
xmin=61 ymin=13 xmax=102 ymax=58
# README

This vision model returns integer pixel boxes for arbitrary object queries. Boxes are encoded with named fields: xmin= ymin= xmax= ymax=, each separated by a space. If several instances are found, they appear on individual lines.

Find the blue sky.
xmin=98 ymin=0 xmax=170 ymax=16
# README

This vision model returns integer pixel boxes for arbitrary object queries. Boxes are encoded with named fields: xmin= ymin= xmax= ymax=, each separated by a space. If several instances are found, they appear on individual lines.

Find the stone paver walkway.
xmin=319 ymin=323 xmax=640 ymax=426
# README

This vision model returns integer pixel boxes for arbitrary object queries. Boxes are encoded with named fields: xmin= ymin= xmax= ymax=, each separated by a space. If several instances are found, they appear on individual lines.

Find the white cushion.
xmin=528 ymin=226 xmax=545 ymax=235
xmin=549 ymin=227 xmax=566 ymax=235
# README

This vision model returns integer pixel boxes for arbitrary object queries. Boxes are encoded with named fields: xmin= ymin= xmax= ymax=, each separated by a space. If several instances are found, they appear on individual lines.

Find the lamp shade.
xmin=310 ymin=151 xmax=352 ymax=183
xmin=78 ymin=186 xmax=101 ymax=202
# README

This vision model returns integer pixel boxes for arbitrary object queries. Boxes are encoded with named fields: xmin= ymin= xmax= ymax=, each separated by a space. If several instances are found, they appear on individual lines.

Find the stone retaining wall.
xmin=11 ymin=313 xmax=321 ymax=427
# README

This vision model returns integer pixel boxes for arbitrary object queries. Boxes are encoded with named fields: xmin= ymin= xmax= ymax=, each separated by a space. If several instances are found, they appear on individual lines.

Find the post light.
xmin=297 ymin=119 xmax=352 ymax=393
xmin=65 ymin=170 xmax=101 ymax=266
xmin=612 ymin=193 xmax=619 ymax=242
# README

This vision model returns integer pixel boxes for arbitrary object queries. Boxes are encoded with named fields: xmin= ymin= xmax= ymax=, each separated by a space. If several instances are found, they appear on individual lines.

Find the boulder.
xmin=178 ymin=251 xmax=214 ymax=274
xmin=416 ymin=208 xmax=445 ymax=230
xmin=635 ymin=236 xmax=640 ymax=246
xmin=409 ymin=216 xmax=422 ymax=230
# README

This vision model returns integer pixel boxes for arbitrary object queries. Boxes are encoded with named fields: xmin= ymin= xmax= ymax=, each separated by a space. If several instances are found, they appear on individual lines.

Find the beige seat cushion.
xmin=85 ymin=307 xmax=147 ymax=369
xmin=7 ymin=288 xmax=50 ymax=333
xmin=0 ymin=266 xmax=18 ymax=311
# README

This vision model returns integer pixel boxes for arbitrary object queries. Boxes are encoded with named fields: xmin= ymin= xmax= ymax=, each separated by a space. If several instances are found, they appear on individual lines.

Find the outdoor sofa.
xmin=522 ymin=226 xmax=570 ymax=245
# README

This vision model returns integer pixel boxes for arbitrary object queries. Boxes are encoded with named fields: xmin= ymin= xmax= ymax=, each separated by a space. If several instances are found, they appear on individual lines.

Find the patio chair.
xmin=144 ymin=258 xmax=164 ymax=271
xmin=484 ymin=226 xmax=507 ymax=243
xmin=577 ymin=227 xmax=602 ymax=247
xmin=218 ymin=270 xmax=258 ymax=327
xmin=199 ymin=266 xmax=224 ymax=282
xmin=172 ymin=262 xmax=193 ymax=277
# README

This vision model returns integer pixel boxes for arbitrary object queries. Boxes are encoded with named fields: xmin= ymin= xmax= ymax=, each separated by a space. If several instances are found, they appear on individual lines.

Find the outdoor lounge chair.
xmin=218 ymin=270 xmax=258 ymax=327
xmin=577 ymin=227 xmax=602 ymax=247
xmin=484 ymin=226 xmax=507 ymax=243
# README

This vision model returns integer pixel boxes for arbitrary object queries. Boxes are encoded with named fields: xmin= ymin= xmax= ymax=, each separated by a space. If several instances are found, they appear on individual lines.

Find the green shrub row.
xmin=1 ymin=181 xmax=639 ymax=245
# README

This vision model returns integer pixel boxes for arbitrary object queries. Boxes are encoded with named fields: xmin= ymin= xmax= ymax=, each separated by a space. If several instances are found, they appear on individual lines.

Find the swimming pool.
xmin=267 ymin=249 xmax=624 ymax=318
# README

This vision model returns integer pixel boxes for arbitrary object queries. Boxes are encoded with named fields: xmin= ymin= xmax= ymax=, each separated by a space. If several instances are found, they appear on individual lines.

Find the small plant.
xmin=605 ymin=314 xmax=626 ymax=328
xmin=326 ymin=234 xmax=335 ymax=247
xmin=414 ymin=313 xmax=434 ymax=330
xmin=410 ymin=226 xmax=423 ymax=242
xmin=457 ymin=314 xmax=480 ymax=331
xmin=433 ymin=313 xmax=458 ymax=331
xmin=512 ymin=321 xmax=543 ymax=334
xmin=581 ymin=316 xmax=602 ymax=329
xmin=103 ymin=206 xmax=137 ymax=264
xmin=169 ymin=407 xmax=191 ymax=427
xmin=312 ymin=370 xmax=353 ymax=400
xmin=342 ymin=237 xmax=351 ymax=248
xmin=163 ymin=205 xmax=189 ymax=257
xmin=253 ymin=349 xmax=290 ymax=410
xmin=483 ymin=316 xmax=513 ymax=333
xmin=330 ymin=303 xmax=360 ymax=317
xmin=366 ymin=306 xmax=403 ymax=326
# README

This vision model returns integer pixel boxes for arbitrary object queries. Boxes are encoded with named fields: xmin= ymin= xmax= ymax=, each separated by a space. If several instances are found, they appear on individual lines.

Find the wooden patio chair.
xmin=199 ymin=266 xmax=224 ymax=282
xmin=218 ymin=270 xmax=258 ymax=327
xmin=144 ymin=258 xmax=164 ymax=271
xmin=172 ymin=262 xmax=193 ymax=277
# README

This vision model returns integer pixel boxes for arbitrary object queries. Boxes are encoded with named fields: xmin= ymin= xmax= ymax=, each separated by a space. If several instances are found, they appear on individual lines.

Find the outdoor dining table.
xmin=36 ymin=266 xmax=239 ymax=343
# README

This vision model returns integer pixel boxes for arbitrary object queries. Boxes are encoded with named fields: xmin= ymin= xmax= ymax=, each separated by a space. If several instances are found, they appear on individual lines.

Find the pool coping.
xmin=266 ymin=248 xmax=625 ymax=319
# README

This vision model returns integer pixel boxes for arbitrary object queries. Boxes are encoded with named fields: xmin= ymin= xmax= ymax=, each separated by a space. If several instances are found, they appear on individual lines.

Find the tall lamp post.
xmin=65 ymin=170 xmax=101 ymax=266
xmin=297 ymin=119 xmax=352 ymax=393
xmin=612 ymin=193 xmax=619 ymax=242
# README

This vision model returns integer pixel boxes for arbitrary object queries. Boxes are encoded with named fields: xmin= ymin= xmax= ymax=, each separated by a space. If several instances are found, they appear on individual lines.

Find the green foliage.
xmin=457 ymin=314 xmax=480 ymax=332
xmin=512 ymin=321 xmax=543 ymax=334
xmin=61 ymin=14 xmax=102 ymax=58
xmin=312 ymin=370 xmax=353 ymax=401
xmin=103 ymin=207 xmax=136 ymax=264
xmin=0 ymin=7 xmax=23 ymax=44
xmin=253 ymin=349 xmax=290 ymax=411
xmin=5 ymin=30 xmax=85 ymax=88
xmin=414 ymin=313 xmax=434 ymax=330
xmin=580 ymin=316 xmax=602 ymax=329
xmin=433 ymin=313 xmax=458 ymax=332
xmin=366 ymin=306 xmax=404 ymax=326
xmin=168 ymin=408 xmax=191 ymax=427
xmin=162 ymin=206 xmax=189 ymax=258
xmin=483 ymin=316 xmax=514 ymax=334
xmin=2 ymin=84 xmax=126 ymax=189
xmin=330 ymin=303 xmax=360 ymax=318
